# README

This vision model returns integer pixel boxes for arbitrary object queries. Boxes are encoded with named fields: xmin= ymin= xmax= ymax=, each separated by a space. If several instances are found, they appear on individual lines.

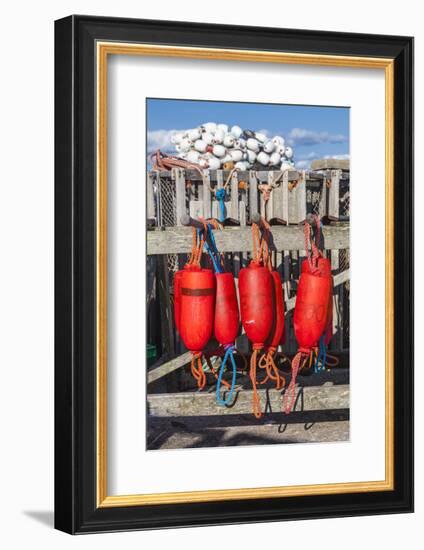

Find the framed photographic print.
xmin=54 ymin=15 xmax=414 ymax=534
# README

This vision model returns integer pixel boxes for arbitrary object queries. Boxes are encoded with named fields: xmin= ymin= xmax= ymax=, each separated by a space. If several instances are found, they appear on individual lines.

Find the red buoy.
xmin=239 ymin=263 xmax=273 ymax=348
xmin=283 ymin=217 xmax=339 ymax=415
xmin=267 ymin=270 xmax=286 ymax=348
xmin=294 ymin=259 xmax=332 ymax=352
xmin=214 ymin=272 xmax=239 ymax=346
xmin=179 ymin=268 xmax=215 ymax=352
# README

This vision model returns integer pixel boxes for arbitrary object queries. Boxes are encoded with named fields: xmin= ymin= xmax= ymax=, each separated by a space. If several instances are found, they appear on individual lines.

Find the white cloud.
xmin=323 ymin=153 xmax=350 ymax=160
xmin=287 ymin=127 xmax=347 ymax=146
xmin=297 ymin=151 xmax=319 ymax=160
xmin=295 ymin=159 xmax=311 ymax=169
xmin=147 ymin=129 xmax=185 ymax=154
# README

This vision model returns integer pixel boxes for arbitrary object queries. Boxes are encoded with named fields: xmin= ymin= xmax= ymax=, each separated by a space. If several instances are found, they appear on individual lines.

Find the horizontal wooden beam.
xmin=147 ymin=225 xmax=350 ymax=255
xmin=151 ymin=168 xmax=349 ymax=183
xmin=147 ymin=351 xmax=192 ymax=384
xmin=148 ymin=384 xmax=349 ymax=418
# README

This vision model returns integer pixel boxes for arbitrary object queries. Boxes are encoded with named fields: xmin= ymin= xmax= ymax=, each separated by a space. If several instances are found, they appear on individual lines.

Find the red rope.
xmin=283 ymin=352 xmax=308 ymax=414
xmin=151 ymin=150 xmax=204 ymax=178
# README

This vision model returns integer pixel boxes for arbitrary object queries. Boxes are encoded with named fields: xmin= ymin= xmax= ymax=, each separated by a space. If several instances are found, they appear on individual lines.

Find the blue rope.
xmin=202 ymin=226 xmax=223 ymax=274
xmin=215 ymin=188 xmax=226 ymax=222
xmin=314 ymin=335 xmax=327 ymax=373
xmin=216 ymin=345 xmax=237 ymax=406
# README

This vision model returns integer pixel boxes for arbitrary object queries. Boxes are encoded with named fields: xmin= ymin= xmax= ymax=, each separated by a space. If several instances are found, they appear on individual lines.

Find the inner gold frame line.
xmin=96 ymin=42 xmax=394 ymax=508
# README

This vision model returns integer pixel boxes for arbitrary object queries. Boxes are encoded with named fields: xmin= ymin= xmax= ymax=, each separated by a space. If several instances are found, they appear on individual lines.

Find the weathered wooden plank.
xmin=239 ymin=200 xmax=246 ymax=227
xmin=311 ymin=158 xmax=350 ymax=171
xmin=267 ymin=171 xmax=285 ymax=225
xmin=249 ymin=171 xmax=258 ymax=220
xmin=147 ymin=172 xmax=156 ymax=222
xmin=281 ymin=170 xmax=290 ymax=224
xmin=174 ymin=168 xmax=186 ymax=226
xmin=152 ymin=169 xmax=299 ymax=183
xmin=296 ymin=171 xmax=307 ymax=224
xmin=331 ymin=250 xmax=342 ymax=351
xmin=148 ymin=384 xmax=350 ymax=417
xmin=230 ymin=170 xmax=239 ymax=224
xmin=147 ymin=225 xmax=350 ymax=255
xmin=202 ymin=172 xmax=212 ymax=219
xmin=319 ymin=179 xmax=328 ymax=218
xmin=147 ymin=351 xmax=192 ymax=384
xmin=157 ymin=256 xmax=175 ymax=356
xmin=189 ymin=199 xmax=203 ymax=219
xmin=328 ymin=169 xmax=341 ymax=221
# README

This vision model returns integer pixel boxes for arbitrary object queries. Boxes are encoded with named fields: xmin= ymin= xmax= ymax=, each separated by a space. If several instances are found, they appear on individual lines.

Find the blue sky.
xmin=147 ymin=98 xmax=349 ymax=169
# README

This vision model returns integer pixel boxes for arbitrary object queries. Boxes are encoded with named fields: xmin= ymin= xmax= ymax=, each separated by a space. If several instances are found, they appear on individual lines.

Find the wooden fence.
xmin=145 ymin=161 xmax=350 ymax=447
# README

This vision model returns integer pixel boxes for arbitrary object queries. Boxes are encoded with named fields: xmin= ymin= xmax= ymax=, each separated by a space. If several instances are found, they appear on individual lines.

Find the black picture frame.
xmin=55 ymin=15 xmax=414 ymax=534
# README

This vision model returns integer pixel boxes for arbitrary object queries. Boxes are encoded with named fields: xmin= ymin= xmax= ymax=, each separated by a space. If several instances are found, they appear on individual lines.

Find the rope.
xmin=151 ymin=150 xmax=205 ymax=178
xmin=250 ymin=348 xmax=263 ymax=419
xmin=283 ymin=351 xmax=308 ymax=414
xmin=304 ymin=214 xmax=322 ymax=273
xmin=203 ymin=221 xmax=224 ymax=273
xmin=314 ymin=336 xmax=327 ymax=373
xmin=213 ymin=168 xmax=238 ymax=222
xmin=252 ymin=218 xmax=272 ymax=267
xmin=216 ymin=344 xmax=238 ymax=406
xmin=258 ymin=348 xmax=286 ymax=389
xmin=190 ymin=353 xmax=206 ymax=390
xmin=215 ymin=188 xmax=226 ymax=222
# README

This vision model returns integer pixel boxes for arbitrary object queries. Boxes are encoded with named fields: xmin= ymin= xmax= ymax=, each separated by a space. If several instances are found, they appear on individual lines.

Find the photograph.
xmin=146 ymin=98 xmax=350 ymax=450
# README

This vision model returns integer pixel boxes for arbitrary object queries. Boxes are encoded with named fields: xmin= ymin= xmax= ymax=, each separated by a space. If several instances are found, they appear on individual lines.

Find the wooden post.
xmin=203 ymin=171 xmax=211 ymax=219
xmin=147 ymin=172 xmax=156 ymax=223
xmin=230 ymin=170 xmax=240 ymax=224
xmin=319 ymin=177 xmax=328 ymax=219
xmin=157 ymin=256 xmax=175 ymax=357
xmin=330 ymin=249 xmax=343 ymax=351
xmin=212 ymin=170 xmax=225 ymax=220
xmin=296 ymin=171 xmax=307 ymax=224
xmin=174 ymin=168 xmax=186 ymax=226
xmin=249 ymin=171 xmax=258 ymax=222
xmin=281 ymin=170 xmax=290 ymax=225
xmin=328 ymin=169 xmax=341 ymax=221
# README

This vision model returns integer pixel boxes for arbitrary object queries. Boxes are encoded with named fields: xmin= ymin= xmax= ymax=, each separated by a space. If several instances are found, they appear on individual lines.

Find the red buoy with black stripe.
xmin=179 ymin=267 xmax=215 ymax=352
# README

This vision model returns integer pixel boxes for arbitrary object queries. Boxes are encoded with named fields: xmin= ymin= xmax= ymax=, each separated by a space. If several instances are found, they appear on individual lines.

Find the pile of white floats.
xmin=170 ymin=122 xmax=295 ymax=171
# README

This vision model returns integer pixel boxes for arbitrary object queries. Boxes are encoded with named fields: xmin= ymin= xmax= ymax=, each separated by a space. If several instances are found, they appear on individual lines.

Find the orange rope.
xmin=249 ymin=348 xmax=262 ymax=419
xmin=190 ymin=353 xmax=206 ymax=390
xmin=187 ymin=227 xmax=198 ymax=266
xmin=258 ymin=348 xmax=286 ymax=389
xmin=323 ymin=353 xmax=340 ymax=367
xmin=252 ymin=223 xmax=262 ymax=264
